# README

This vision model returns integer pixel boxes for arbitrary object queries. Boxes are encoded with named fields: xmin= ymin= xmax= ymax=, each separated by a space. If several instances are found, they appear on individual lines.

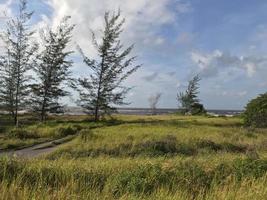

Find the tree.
xmin=148 ymin=93 xmax=162 ymax=115
xmin=76 ymin=11 xmax=141 ymax=121
xmin=30 ymin=17 xmax=74 ymax=122
xmin=244 ymin=93 xmax=267 ymax=128
xmin=0 ymin=46 xmax=15 ymax=114
xmin=177 ymin=75 xmax=205 ymax=115
xmin=0 ymin=0 xmax=37 ymax=126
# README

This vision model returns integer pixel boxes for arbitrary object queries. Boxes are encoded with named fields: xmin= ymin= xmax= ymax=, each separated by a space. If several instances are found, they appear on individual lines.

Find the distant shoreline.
xmin=0 ymin=107 xmax=243 ymax=116
xmin=63 ymin=107 xmax=243 ymax=116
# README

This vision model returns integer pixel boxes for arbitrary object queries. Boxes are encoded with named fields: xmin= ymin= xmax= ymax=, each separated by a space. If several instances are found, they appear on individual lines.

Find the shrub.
xmin=244 ymin=93 xmax=267 ymax=127
xmin=196 ymin=140 xmax=222 ymax=151
xmin=191 ymin=103 xmax=206 ymax=115
xmin=221 ymin=142 xmax=247 ymax=153
xmin=8 ymin=128 xmax=38 ymax=140
xmin=56 ymin=125 xmax=83 ymax=138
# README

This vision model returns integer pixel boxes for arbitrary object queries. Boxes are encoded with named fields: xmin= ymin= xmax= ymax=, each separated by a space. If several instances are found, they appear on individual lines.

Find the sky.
xmin=0 ymin=0 xmax=267 ymax=110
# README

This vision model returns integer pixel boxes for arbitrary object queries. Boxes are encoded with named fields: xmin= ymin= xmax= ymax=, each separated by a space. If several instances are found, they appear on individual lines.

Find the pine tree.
xmin=77 ymin=11 xmax=140 ymax=121
xmin=0 ymin=0 xmax=37 ymax=126
xmin=30 ymin=17 xmax=74 ymax=122
xmin=0 ymin=48 xmax=16 ymax=115
xmin=177 ymin=75 xmax=205 ymax=114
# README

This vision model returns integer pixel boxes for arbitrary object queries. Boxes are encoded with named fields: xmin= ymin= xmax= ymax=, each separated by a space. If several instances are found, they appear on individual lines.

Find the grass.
xmin=0 ymin=114 xmax=267 ymax=199
xmin=0 ymin=114 xmax=98 ymax=150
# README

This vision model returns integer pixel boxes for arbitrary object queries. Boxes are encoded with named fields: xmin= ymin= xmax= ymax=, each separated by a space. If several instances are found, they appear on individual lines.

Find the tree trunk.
xmin=94 ymin=54 xmax=105 ymax=122
xmin=94 ymin=105 xmax=99 ymax=122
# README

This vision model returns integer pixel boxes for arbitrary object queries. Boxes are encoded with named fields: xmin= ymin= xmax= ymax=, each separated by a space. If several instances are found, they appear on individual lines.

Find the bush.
xmin=191 ymin=103 xmax=206 ymax=115
xmin=8 ymin=128 xmax=39 ymax=140
xmin=244 ymin=93 xmax=267 ymax=127
xmin=56 ymin=125 xmax=83 ymax=138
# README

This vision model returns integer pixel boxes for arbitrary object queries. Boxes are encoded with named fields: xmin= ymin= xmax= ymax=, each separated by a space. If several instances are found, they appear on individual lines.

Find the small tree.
xmin=177 ymin=75 xmax=205 ymax=115
xmin=0 ymin=0 xmax=37 ymax=126
xmin=30 ymin=17 xmax=74 ymax=122
xmin=244 ymin=93 xmax=267 ymax=128
xmin=77 ymin=11 xmax=141 ymax=121
xmin=148 ymin=93 xmax=162 ymax=115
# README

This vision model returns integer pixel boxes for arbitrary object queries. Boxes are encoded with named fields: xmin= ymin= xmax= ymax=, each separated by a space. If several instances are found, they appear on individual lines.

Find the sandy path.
xmin=0 ymin=136 xmax=73 ymax=158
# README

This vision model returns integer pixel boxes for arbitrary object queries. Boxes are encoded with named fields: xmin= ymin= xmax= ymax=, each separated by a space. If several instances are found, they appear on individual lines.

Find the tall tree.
xmin=0 ymin=0 xmax=37 ymax=126
xmin=177 ymin=75 xmax=205 ymax=114
xmin=30 ymin=17 xmax=74 ymax=122
xmin=77 ymin=11 xmax=141 ymax=121
xmin=0 ymin=48 xmax=15 ymax=115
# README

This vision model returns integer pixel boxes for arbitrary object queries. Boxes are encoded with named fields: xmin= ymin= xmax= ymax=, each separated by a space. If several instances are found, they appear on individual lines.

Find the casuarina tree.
xmin=77 ymin=11 xmax=141 ymax=121
xmin=177 ymin=75 xmax=206 ymax=115
xmin=0 ymin=0 xmax=37 ymax=126
xmin=30 ymin=17 xmax=74 ymax=122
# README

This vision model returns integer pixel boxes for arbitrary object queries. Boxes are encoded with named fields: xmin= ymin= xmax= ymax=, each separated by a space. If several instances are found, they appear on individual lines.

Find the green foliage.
xmin=191 ymin=103 xmax=207 ymax=115
xmin=177 ymin=75 xmax=206 ymax=115
xmin=0 ymin=158 xmax=107 ymax=192
xmin=0 ymin=0 xmax=37 ymax=126
xmin=76 ymin=11 xmax=140 ymax=121
xmin=49 ymin=136 xmax=249 ymax=159
xmin=0 ymin=115 xmax=267 ymax=199
xmin=8 ymin=128 xmax=38 ymax=140
xmin=30 ymin=17 xmax=74 ymax=122
xmin=56 ymin=125 xmax=83 ymax=138
xmin=107 ymin=159 xmax=267 ymax=198
xmin=244 ymin=93 xmax=267 ymax=127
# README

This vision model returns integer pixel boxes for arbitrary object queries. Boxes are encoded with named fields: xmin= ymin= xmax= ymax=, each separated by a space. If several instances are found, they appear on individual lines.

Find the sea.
xmin=63 ymin=107 xmax=243 ymax=117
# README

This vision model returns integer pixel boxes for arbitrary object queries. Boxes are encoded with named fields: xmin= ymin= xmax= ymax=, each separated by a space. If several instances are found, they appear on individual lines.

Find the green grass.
xmin=0 ymin=114 xmax=100 ymax=150
xmin=1 ymin=114 xmax=267 ymax=199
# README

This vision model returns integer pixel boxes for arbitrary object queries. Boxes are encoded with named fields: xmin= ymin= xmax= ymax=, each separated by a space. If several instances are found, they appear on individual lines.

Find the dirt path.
xmin=0 ymin=136 xmax=74 ymax=158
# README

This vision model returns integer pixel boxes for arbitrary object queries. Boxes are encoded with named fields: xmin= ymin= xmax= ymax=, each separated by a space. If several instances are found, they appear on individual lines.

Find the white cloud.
xmin=44 ymin=0 xmax=190 ymax=56
xmin=0 ymin=0 xmax=13 ymax=53
xmin=0 ymin=0 xmax=12 ymax=18
xmin=191 ymin=50 xmax=267 ymax=78
xmin=124 ymin=67 xmax=180 ymax=107
xmin=220 ymin=90 xmax=247 ymax=97
xmin=238 ymin=91 xmax=248 ymax=97
xmin=40 ymin=0 xmax=189 ymax=108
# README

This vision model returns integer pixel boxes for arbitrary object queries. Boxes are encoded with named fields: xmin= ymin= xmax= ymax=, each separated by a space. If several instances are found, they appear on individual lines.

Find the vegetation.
xmin=0 ymin=114 xmax=267 ymax=199
xmin=244 ymin=93 xmax=267 ymax=128
xmin=177 ymin=75 xmax=206 ymax=115
xmin=0 ymin=1 xmax=266 ymax=199
xmin=30 ymin=17 xmax=74 ymax=122
xmin=76 ymin=11 xmax=141 ymax=122
xmin=0 ymin=0 xmax=37 ymax=126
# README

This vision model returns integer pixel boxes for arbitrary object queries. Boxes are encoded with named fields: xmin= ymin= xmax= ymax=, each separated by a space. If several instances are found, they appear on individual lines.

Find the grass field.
xmin=1 ymin=114 xmax=267 ymax=199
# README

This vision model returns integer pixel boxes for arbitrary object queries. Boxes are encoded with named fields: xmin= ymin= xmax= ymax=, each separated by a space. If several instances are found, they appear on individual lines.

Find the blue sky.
xmin=1 ymin=0 xmax=267 ymax=109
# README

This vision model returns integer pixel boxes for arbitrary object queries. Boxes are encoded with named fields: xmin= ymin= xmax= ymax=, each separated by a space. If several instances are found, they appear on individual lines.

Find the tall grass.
xmin=0 ymin=157 xmax=267 ymax=199
xmin=0 ymin=115 xmax=267 ymax=199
